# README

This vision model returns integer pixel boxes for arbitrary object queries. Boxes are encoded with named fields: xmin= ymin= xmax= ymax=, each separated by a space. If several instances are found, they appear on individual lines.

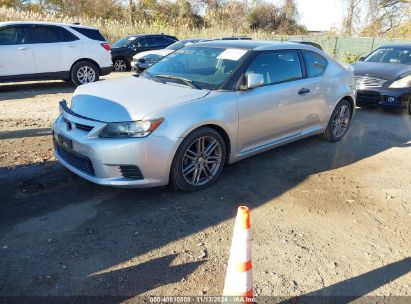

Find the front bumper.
xmin=131 ymin=59 xmax=154 ymax=72
xmin=356 ymin=87 xmax=410 ymax=109
xmin=52 ymin=109 xmax=182 ymax=188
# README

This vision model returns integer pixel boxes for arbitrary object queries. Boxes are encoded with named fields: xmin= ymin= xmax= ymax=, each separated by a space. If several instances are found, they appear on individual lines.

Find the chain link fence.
xmin=271 ymin=36 xmax=411 ymax=62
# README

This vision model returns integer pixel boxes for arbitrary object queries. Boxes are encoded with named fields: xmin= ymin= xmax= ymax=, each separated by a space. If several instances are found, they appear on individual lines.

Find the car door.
xmin=130 ymin=37 xmax=154 ymax=57
xmin=300 ymin=50 xmax=331 ymax=126
xmin=152 ymin=36 xmax=174 ymax=49
xmin=236 ymin=50 xmax=321 ymax=154
xmin=29 ymin=25 xmax=81 ymax=74
xmin=0 ymin=25 xmax=35 ymax=77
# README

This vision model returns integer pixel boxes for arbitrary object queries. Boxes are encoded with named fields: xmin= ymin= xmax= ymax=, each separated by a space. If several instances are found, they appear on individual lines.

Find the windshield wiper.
xmin=153 ymin=74 xmax=201 ymax=90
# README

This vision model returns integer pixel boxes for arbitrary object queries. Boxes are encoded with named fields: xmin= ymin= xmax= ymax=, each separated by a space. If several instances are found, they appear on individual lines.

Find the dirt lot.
xmin=0 ymin=73 xmax=411 ymax=301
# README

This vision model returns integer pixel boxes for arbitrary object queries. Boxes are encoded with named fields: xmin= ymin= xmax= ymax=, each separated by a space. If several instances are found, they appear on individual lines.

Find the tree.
xmin=248 ymin=2 xmax=278 ymax=31
xmin=129 ymin=0 xmax=134 ymax=25
xmin=342 ymin=0 xmax=361 ymax=36
xmin=361 ymin=0 xmax=410 ymax=36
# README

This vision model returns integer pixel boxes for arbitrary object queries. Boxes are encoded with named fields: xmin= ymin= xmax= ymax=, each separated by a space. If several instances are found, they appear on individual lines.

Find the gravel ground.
xmin=0 ymin=73 xmax=410 ymax=301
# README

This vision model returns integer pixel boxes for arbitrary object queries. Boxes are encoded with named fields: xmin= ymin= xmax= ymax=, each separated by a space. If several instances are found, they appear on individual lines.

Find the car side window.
xmin=0 ymin=26 xmax=30 ymax=45
xmin=151 ymin=36 xmax=169 ymax=46
xmin=246 ymin=50 xmax=303 ymax=85
xmin=29 ymin=26 xmax=75 ymax=44
xmin=137 ymin=37 xmax=153 ymax=47
xmin=303 ymin=51 xmax=328 ymax=77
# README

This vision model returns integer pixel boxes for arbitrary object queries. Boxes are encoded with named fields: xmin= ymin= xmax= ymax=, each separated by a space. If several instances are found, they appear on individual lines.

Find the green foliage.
xmin=342 ymin=51 xmax=363 ymax=63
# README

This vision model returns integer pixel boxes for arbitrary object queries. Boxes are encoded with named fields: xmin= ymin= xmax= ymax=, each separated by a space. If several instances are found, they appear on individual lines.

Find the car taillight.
xmin=101 ymin=43 xmax=111 ymax=51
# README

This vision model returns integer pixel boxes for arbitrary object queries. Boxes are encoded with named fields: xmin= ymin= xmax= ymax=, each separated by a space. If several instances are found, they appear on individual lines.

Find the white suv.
xmin=0 ymin=21 xmax=113 ymax=85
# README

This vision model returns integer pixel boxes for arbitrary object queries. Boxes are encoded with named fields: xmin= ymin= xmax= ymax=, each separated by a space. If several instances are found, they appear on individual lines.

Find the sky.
xmin=296 ymin=0 xmax=343 ymax=31
xmin=272 ymin=0 xmax=344 ymax=31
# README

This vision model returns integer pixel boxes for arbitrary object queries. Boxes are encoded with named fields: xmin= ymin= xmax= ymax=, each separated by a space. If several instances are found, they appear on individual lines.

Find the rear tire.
xmin=113 ymin=57 xmax=128 ymax=72
xmin=171 ymin=127 xmax=227 ymax=192
xmin=320 ymin=99 xmax=352 ymax=142
xmin=71 ymin=61 xmax=100 ymax=86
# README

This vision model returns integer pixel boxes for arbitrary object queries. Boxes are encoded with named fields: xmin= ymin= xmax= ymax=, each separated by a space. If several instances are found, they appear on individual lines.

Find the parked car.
xmin=0 ymin=21 xmax=112 ymax=85
xmin=218 ymin=36 xmax=252 ymax=40
xmin=111 ymin=34 xmax=178 ymax=72
xmin=289 ymin=40 xmax=323 ymax=50
xmin=352 ymin=44 xmax=411 ymax=114
xmin=53 ymin=40 xmax=355 ymax=191
xmin=132 ymin=38 xmax=207 ymax=73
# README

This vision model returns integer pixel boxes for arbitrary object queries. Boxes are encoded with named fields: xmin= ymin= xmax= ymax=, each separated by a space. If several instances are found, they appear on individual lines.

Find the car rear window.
xmin=70 ymin=27 xmax=106 ymax=41
xmin=29 ymin=26 xmax=79 ymax=44
xmin=303 ymin=51 xmax=328 ymax=77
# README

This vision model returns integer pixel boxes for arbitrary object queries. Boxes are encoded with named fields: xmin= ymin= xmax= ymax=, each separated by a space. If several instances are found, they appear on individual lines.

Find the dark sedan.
xmin=352 ymin=44 xmax=411 ymax=114
xmin=110 ymin=34 xmax=178 ymax=72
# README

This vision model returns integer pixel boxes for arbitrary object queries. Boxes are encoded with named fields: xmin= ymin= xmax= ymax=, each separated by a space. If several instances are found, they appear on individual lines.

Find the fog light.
xmin=387 ymin=97 xmax=395 ymax=103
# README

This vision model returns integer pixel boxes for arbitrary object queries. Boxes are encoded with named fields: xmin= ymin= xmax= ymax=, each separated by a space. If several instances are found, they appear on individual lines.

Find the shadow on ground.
xmin=0 ymin=109 xmax=410 ymax=297
xmin=0 ymin=128 xmax=51 ymax=140
xmin=276 ymin=258 xmax=411 ymax=304
xmin=0 ymin=81 xmax=75 ymax=101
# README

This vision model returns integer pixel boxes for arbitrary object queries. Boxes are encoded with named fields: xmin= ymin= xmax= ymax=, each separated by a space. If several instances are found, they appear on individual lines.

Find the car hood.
xmin=71 ymin=76 xmax=209 ymax=122
xmin=352 ymin=61 xmax=411 ymax=80
xmin=133 ymin=49 xmax=174 ymax=59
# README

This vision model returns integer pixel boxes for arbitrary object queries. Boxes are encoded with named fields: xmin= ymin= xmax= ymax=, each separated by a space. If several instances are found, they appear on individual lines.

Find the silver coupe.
xmin=52 ymin=40 xmax=356 ymax=191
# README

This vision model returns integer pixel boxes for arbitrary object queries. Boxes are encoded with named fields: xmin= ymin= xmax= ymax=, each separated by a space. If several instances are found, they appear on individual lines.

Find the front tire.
xmin=171 ymin=127 xmax=227 ymax=192
xmin=320 ymin=99 xmax=352 ymax=142
xmin=71 ymin=61 xmax=99 ymax=86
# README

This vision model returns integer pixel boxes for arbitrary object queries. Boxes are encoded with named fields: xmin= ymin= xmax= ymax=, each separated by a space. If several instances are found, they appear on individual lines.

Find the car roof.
xmin=126 ymin=33 xmax=177 ymax=38
xmin=377 ymin=43 xmax=411 ymax=48
xmin=0 ymin=21 xmax=97 ymax=30
xmin=180 ymin=38 xmax=207 ymax=42
xmin=191 ymin=40 xmax=321 ymax=52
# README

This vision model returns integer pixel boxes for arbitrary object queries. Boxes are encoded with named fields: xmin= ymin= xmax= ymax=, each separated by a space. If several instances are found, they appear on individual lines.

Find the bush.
xmin=342 ymin=51 xmax=363 ymax=63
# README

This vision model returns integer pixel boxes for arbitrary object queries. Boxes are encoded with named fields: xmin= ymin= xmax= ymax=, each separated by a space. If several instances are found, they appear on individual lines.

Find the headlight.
xmin=99 ymin=118 xmax=164 ymax=138
xmin=147 ymin=58 xmax=159 ymax=64
xmin=389 ymin=75 xmax=411 ymax=88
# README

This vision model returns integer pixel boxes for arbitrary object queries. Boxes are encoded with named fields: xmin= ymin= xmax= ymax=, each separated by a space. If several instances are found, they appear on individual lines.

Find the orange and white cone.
xmin=223 ymin=206 xmax=253 ymax=303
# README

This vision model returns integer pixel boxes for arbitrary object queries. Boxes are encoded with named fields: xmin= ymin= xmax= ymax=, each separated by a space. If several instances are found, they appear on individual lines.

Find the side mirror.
xmin=358 ymin=56 xmax=365 ymax=61
xmin=246 ymin=73 xmax=264 ymax=89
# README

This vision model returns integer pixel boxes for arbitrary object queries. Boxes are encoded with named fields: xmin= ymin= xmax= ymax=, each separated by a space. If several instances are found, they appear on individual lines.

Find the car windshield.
xmin=166 ymin=41 xmax=193 ymax=51
xmin=365 ymin=47 xmax=411 ymax=65
xmin=112 ymin=36 xmax=137 ymax=48
xmin=143 ymin=46 xmax=248 ymax=90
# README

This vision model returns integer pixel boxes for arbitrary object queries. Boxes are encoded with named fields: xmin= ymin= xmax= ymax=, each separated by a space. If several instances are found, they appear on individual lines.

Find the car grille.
xmin=75 ymin=123 xmax=93 ymax=132
xmin=357 ymin=90 xmax=381 ymax=104
xmin=355 ymin=76 xmax=386 ymax=88
xmin=55 ymin=141 xmax=95 ymax=176
xmin=120 ymin=165 xmax=144 ymax=180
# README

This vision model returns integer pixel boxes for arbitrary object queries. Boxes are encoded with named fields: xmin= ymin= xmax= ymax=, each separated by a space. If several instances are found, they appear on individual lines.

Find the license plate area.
xmin=57 ymin=134 xmax=73 ymax=150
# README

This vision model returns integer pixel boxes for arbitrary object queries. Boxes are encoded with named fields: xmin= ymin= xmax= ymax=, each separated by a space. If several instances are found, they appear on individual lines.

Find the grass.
xmin=0 ymin=6 xmax=276 ymax=43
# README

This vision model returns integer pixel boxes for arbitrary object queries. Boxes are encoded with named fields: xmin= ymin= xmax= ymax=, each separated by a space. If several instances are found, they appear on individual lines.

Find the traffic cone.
xmin=223 ymin=206 xmax=253 ymax=303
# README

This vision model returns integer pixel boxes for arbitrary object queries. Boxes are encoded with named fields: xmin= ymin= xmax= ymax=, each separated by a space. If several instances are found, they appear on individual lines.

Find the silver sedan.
xmin=52 ymin=40 xmax=356 ymax=191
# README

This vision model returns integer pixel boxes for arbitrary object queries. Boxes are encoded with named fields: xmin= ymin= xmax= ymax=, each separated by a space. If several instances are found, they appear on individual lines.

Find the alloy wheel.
xmin=181 ymin=136 xmax=222 ymax=186
xmin=332 ymin=104 xmax=351 ymax=138
xmin=114 ymin=59 xmax=127 ymax=72
xmin=77 ymin=66 xmax=96 ymax=84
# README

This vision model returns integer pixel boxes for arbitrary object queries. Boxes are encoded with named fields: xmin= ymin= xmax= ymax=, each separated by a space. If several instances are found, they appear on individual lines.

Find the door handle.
xmin=18 ymin=47 xmax=29 ymax=51
xmin=298 ymin=88 xmax=310 ymax=95
xmin=68 ymin=45 xmax=77 ymax=48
